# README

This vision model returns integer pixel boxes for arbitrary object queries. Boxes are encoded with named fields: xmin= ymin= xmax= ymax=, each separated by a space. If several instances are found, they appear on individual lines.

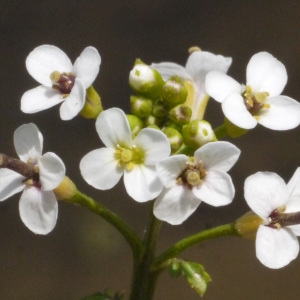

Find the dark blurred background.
xmin=1 ymin=1 xmax=300 ymax=299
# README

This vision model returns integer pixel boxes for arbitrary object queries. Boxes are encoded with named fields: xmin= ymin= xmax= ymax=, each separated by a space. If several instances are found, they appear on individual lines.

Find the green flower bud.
xmin=224 ymin=118 xmax=248 ymax=138
xmin=126 ymin=114 xmax=144 ymax=137
xmin=129 ymin=59 xmax=164 ymax=99
xmin=130 ymin=95 xmax=152 ymax=118
xmin=182 ymin=120 xmax=216 ymax=148
xmin=162 ymin=75 xmax=188 ymax=107
xmin=80 ymin=86 xmax=103 ymax=119
xmin=152 ymin=98 xmax=169 ymax=118
xmin=144 ymin=114 xmax=161 ymax=127
xmin=168 ymin=105 xmax=192 ymax=125
xmin=146 ymin=124 xmax=160 ymax=130
xmin=163 ymin=127 xmax=183 ymax=153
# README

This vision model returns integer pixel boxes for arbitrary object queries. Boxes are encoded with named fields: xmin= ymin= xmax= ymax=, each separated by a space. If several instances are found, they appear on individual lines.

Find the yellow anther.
xmin=254 ymin=92 xmax=269 ymax=103
xmin=186 ymin=170 xmax=201 ymax=186
xmin=263 ymin=103 xmax=270 ymax=109
xmin=121 ymin=149 xmax=133 ymax=163
xmin=188 ymin=46 xmax=202 ymax=54
xmin=50 ymin=71 xmax=61 ymax=83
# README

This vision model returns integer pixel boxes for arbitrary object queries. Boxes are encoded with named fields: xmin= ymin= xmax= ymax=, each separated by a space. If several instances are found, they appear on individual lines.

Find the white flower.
xmin=21 ymin=45 xmax=101 ymax=120
xmin=0 ymin=124 xmax=65 ymax=234
xmin=205 ymin=52 xmax=300 ymax=130
xmin=153 ymin=141 xmax=240 ymax=225
xmin=151 ymin=49 xmax=232 ymax=120
xmin=80 ymin=108 xmax=171 ymax=202
xmin=244 ymin=168 xmax=300 ymax=268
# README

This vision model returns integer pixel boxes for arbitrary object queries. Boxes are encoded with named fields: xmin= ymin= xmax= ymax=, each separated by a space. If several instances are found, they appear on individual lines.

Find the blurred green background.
xmin=1 ymin=1 xmax=300 ymax=299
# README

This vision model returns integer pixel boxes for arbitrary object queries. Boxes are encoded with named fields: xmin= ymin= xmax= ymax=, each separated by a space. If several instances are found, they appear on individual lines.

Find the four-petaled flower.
xmin=0 ymin=123 xmax=65 ymax=234
xmin=153 ymin=141 xmax=241 ymax=225
xmin=21 ymin=45 xmax=101 ymax=120
xmin=244 ymin=168 xmax=300 ymax=269
xmin=151 ymin=49 xmax=232 ymax=120
xmin=205 ymin=52 xmax=300 ymax=130
xmin=80 ymin=108 xmax=171 ymax=202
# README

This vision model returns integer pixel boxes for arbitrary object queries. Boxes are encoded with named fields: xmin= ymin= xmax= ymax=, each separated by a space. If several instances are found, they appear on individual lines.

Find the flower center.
xmin=50 ymin=71 xmax=75 ymax=97
xmin=24 ymin=158 xmax=41 ymax=188
xmin=114 ymin=145 xmax=145 ymax=171
xmin=243 ymin=85 xmax=270 ymax=119
xmin=176 ymin=159 xmax=207 ymax=189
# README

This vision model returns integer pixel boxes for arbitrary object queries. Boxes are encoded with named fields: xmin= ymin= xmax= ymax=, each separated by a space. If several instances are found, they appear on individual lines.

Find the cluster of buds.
xmin=128 ymin=60 xmax=216 ymax=154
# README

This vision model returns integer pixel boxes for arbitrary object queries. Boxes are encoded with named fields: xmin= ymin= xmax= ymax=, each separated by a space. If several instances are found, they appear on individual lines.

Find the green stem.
xmin=214 ymin=124 xmax=228 ymax=139
xmin=153 ymin=223 xmax=238 ymax=271
xmin=129 ymin=202 xmax=163 ymax=300
xmin=67 ymin=190 xmax=144 ymax=260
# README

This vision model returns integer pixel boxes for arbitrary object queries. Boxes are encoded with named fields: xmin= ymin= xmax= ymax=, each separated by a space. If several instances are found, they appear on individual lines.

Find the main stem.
xmin=129 ymin=202 xmax=162 ymax=300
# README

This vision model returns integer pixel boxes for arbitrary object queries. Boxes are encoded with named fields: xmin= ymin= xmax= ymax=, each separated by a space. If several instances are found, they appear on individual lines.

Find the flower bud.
xmin=130 ymin=95 xmax=152 ymax=118
xmin=235 ymin=211 xmax=264 ymax=240
xmin=129 ymin=59 xmax=164 ymax=99
xmin=168 ymin=105 xmax=192 ymax=125
xmin=80 ymin=86 xmax=103 ymax=119
xmin=163 ymin=127 xmax=183 ymax=153
xmin=224 ymin=118 xmax=248 ymax=138
xmin=144 ymin=114 xmax=161 ymax=127
xmin=54 ymin=176 xmax=77 ymax=200
xmin=182 ymin=120 xmax=216 ymax=148
xmin=126 ymin=114 xmax=144 ymax=137
xmin=152 ymin=99 xmax=169 ymax=118
xmin=162 ymin=75 xmax=188 ymax=107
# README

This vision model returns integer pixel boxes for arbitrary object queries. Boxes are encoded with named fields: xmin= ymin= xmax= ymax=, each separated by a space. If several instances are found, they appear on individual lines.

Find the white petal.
xmin=38 ymin=152 xmax=65 ymax=191
xmin=153 ymin=186 xmax=201 ymax=225
xmin=14 ymin=123 xmax=43 ymax=162
xmin=80 ymin=148 xmax=123 ymax=190
xmin=150 ymin=62 xmax=192 ymax=81
xmin=96 ymin=108 xmax=132 ymax=148
xmin=195 ymin=141 xmax=240 ymax=172
xmin=59 ymin=79 xmax=86 ymax=120
xmin=244 ymin=172 xmax=289 ymax=218
xmin=124 ymin=165 xmax=163 ymax=202
xmin=258 ymin=96 xmax=300 ymax=130
xmin=156 ymin=155 xmax=188 ymax=187
xmin=19 ymin=187 xmax=58 ymax=234
xmin=222 ymin=94 xmax=257 ymax=129
xmin=256 ymin=226 xmax=299 ymax=269
xmin=134 ymin=128 xmax=170 ymax=165
xmin=246 ymin=52 xmax=287 ymax=96
xmin=21 ymin=86 xmax=64 ymax=114
xmin=205 ymin=71 xmax=242 ymax=103
xmin=73 ymin=47 xmax=101 ymax=88
xmin=193 ymin=170 xmax=234 ymax=206
xmin=0 ymin=169 xmax=25 ymax=201
xmin=186 ymin=51 xmax=232 ymax=89
xmin=287 ymin=167 xmax=300 ymax=206
xmin=26 ymin=45 xmax=72 ymax=87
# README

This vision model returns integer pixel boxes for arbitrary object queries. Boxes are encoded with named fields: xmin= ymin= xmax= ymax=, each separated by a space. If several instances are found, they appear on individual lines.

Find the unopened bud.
xmin=130 ymin=95 xmax=152 ymax=118
xmin=80 ymin=86 xmax=103 ymax=119
xmin=162 ymin=75 xmax=188 ymax=107
xmin=54 ymin=176 xmax=77 ymax=201
xmin=126 ymin=114 xmax=144 ymax=137
xmin=163 ymin=127 xmax=183 ymax=153
xmin=224 ymin=118 xmax=248 ymax=138
xmin=152 ymin=99 xmax=169 ymax=118
xmin=182 ymin=120 xmax=216 ymax=148
xmin=168 ymin=105 xmax=192 ymax=125
xmin=144 ymin=114 xmax=161 ymax=127
xmin=129 ymin=59 xmax=164 ymax=99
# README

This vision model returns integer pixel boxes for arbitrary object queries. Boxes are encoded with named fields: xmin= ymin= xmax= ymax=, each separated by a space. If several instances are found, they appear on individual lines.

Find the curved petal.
xmin=124 ymin=165 xmax=163 ymax=202
xmin=186 ymin=51 xmax=232 ymax=88
xmin=73 ymin=47 xmax=101 ymax=88
xmin=0 ymin=169 xmax=25 ymax=201
xmin=80 ymin=148 xmax=123 ymax=190
xmin=153 ymin=186 xmax=201 ymax=225
xmin=287 ymin=167 xmax=300 ymax=205
xmin=150 ymin=62 xmax=192 ymax=81
xmin=222 ymin=94 xmax=257 ymax=129
xmin=134 ymin=128 xmax=170 ymax=165
xmin=195 ymin=141 xmax=240 ymax=172
xmin=246 ymin=52 xmax=287 ymax=96
xmin=156 ymin=155 xmax=188 ymax=188
xmin=26 ymin=45 xmax=72 ymax=87
xmin=21 ymin=86 xmax=63 ymax=114
xmin=256 ymin=226 xmax=299 ymax=269
xmin=205 ymin=71 xmax=242 ymax=103
xmin=258 ymin=96 xmax=300 ymax=130
xmin=59 ymin=79 xmax=86 ymax=120
xmin=193 ymin=170 xmax=234 ymax=206
xmin=14 ymin=123 xmax=43 ymax=161
xmin=96 ymin=108 xmax=132 ymax=148
xmin=19 ymin=187 xmax=58 ymax=234
xmin=38 ymin=152 xmax=66 ymax=191
xmin=244 ymin=172 xmax=289 ymax=218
